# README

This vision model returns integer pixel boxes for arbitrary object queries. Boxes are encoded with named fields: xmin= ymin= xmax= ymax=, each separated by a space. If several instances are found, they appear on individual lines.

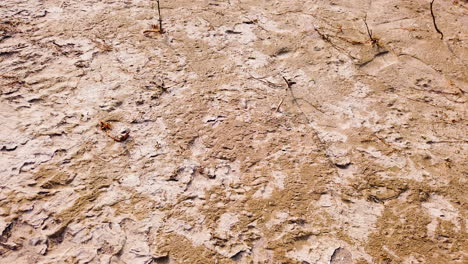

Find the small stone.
xmin=334 ymin=156 xmax=351 ymax=169
xmin=330 ymin=247 xmax=352 ymax=264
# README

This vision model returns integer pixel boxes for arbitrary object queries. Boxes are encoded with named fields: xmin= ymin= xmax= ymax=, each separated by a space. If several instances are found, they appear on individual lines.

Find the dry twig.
xmin=156 ymin=0 xmax=163 ymax=33
xmin=275 ymin=98 xmax=284 ymax=112
xmin=430 ymin=0 xmax=444 ymax=39
xmin=363 ymin=15 xmax=378 ymax=47
xmin=144 ymin=0 xmax=164 ymax=36
xmin=313 ymin=26 xmax=357 ymax=60
xmin=279 ymin=76 xmax=338 ymax=169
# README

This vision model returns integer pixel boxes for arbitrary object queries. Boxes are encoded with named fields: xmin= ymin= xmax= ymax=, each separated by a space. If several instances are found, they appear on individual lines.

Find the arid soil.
xmin=1 ymin=0 xmax=467 ymax=263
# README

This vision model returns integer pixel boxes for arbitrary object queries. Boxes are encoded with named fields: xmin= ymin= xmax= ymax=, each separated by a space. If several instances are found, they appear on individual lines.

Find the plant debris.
xmin=143 ymin=24 xmax=163 ymax=36
xmin=430 ymin=0 xmax=444 ymax=39
xmin=363 ymin=15 xmax=379 ymax=47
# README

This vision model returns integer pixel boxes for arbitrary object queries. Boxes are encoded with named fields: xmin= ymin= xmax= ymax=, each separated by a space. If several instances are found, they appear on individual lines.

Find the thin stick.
xmin=363 ymin=15 xmax=378 ymax=46
xmin=280 ymin=76 xmax=336 ymax=168
xmin=427 ymin=140 xmax=468 ymax=144
xmin=157 ymin=0 xmax=163 ymax=33
xmin=313 ymin=26 xmax=357 ymax=60
xmin=430 ymin=0 xmax=444 ymax=39
xmin=282 ymin=76 xmax=311 ymax=123
xmin=275 ymin=97 xmax=284 ymax=112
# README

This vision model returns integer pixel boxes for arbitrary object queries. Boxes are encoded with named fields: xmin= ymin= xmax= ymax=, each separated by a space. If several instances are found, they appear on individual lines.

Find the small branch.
xmin=280 ymin=76 xmax=336 ymax=169
xmin=313 ymin=26 xmax=357 ymax=60
xmin=426 ymin=140 xmax=468 ymax=144
xmin=363 ymin=15 xmax=373 ymax=40
xmin=275 ymin=98 xmax=284 ymax=112
xmin=282 ymin=76 xmax=294 ymax=89
xmin=248 ymin=74 xmax=283 ymax=89
xmin=430 ymin=0 xmax=444 ymax=39
xmin=157 ymin=0 xmax=163 ymax=33
xmin=363 ymin=15 xmax=378 ymax=46
xmin=281 ymin=76 xmax=314 ymax=122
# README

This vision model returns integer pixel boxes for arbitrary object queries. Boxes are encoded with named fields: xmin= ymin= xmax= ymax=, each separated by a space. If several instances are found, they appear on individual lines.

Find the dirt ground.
xmin=1 ymin=0 xmax=467 ymax=263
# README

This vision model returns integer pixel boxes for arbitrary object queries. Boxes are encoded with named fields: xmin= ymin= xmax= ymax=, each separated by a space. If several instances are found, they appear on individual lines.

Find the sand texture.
xmin=1 ymin=0 xmax=467 ymax=263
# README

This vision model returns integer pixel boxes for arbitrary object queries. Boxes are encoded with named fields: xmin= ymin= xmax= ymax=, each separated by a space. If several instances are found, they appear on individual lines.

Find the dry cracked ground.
xmin=1 ymin=0 xmax=467 ymax=263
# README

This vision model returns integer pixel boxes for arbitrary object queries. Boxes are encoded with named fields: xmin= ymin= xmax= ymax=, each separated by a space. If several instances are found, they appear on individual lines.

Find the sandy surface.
xmin=1 ymin=0 xmax=467 ymax=263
